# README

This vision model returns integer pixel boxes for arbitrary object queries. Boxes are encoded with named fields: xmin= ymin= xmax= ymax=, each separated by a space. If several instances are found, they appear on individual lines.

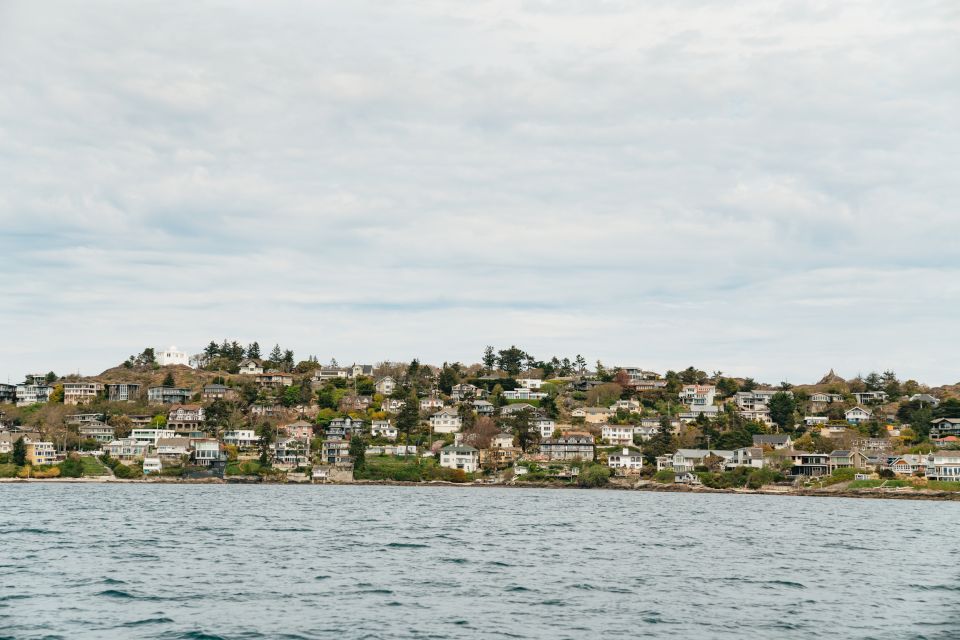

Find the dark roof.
xmin=753 ymin=435 xmax=790 ymax=444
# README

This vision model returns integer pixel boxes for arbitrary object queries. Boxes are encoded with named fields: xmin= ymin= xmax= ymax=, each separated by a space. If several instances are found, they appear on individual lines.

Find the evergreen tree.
xmin=257 ymin=422 xmax=274 ymax=466
xmin=269 ymin=344 xmax=283 ymax=364
xmin=349 ymin=436 xmax=366 ymax=471
xmin=482 ymin=346 xmax=497 ymax=372
xmin=769 ymin=391 xmax=797 ymax=431
xmin=13 ymin=437 xmax=26 ymax=466
xmin=246 ymin=342 xmax=261 ymax=359
xmin=396 ymin=398 xmax=420 ymax=451
xmin=162 ymin=372 xmax=176 ymax=387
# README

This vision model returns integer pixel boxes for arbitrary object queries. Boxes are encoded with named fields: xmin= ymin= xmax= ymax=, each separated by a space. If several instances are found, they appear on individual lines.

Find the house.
xmin=784 ymin=451 xmax=830 ymax=476
xmin=929 ymin=418 xmax=960 ymax=439
xmin=607 ymin=447 xmax=644 ymax=474
xmin=925 ymin=450 xmax=960 ymax=482
xmin=202 ymin=384 xmax=237 ymax=401
xmin=752 ymin=434 xmax=793 ymax=450
xmin=845 ymin=407 xmax=872 ymax=425
xmin=727 ymin=447 xmax=764 ymax=469
xmin=326 ymin=417 xmax=367 ymax=438
xmin=313 ymin=367 xmax=349 ymax=382
xmin=322 ymin=439 xmax=352 ymax=466
xmin=633 ymin=425 xmax=660 ymax=441
xmin=500 ymin=403 xmax=536 ymax=416
xmin=375 ymin=376 xmax=396 ymax=396
xmin=452 ymin=384 xmax=488 ymax=401
xmin=739 ymin=406 xmax=773 ymax=427
xmin=571 ymin=407 xmax=615 ymax=424
xmin=853 ymin=391 xmax=889 ymax=405
xmin=105 ymin=383 xmax=141 ymax=402
xmin=155 ymin=437 xmax=191 ymax=462
xmin=0 ymin=432 xmax=41 ymax=454
xmin=143 ymin=457 xmax=163 ymax=474
xmin=887 ymin=454 xmax=927 ymax=476
xmin=371 ymin=420 xmax=397 ymax=439
xmin=656 ymin=449 xmax=733 ymax=473
xmin=820 ymin=423 xmax=851 ymax=438
xmin=131 ymin=428 xmax=175 ymax=445
xmin=804 ymin=416 xmax=829 ymax=427
xmin=473 ymin=400 xmax=495 ymax=416
xmin=908 ymin=393 xmax=940 ymax=407
xmin=610 ymin=399 xmax=641 ymax=412
xmin=420 ymin=396 xmax=445 ymax=411
xmin=167 ymin=405 xmax=205 ymax=433
xmin=828 ymin=450 xmax=868 ymax=472
xmin=191 ymin=439 xmax=226 ymax=467
xmin=430 ymin=408 xmax=462 ymax=434
xmin=25 ymin=440 xmax=57 ymax=466
xmin=539 ymin=432 xmax=595 ymax=461
xmin=734 ymin=389 xmax=785 ymax=410
xmin=851 ymin=438 xmax=891 ymax=453
xmin=156 ymin=346 xmax=189 ymax=367
xmin=147 ymin=386 xmax=192 ymax=405
xmin=222 ymin=429 xmax=258 ymax=447
xmin=255 ymin=371 xmax=294 ymax=388
xmin=492 ymin=432 xmax=515 ymax=449
xmin=678 ymin=406 xmax=722 ymax=422
xmin=351 ymin=364 xmax=374 ymax=379
xmin=601 ymin=425 xmax=635 ymax=446
xmin=63 ymin=382 xmax=104 ymax=405
xmin=249 ymin=404 xmax=287 ymax=418
xmin=809 ymin=392 xmax=844 ymax=411
xmin=238 ymin=359 xmax=264 ymax=375
xmin=282 ymin=420 xmax=314 ymax=441
xmin=502 ymin=389 xmax=547 ymax=401
xmin=78 ymin=421 xmax=114 ymax=443
xmin=679 ymin=385 xmax=716 ymax=408
xmin=104 ymin=438 xmax=150 ymax=461
xmin=0 ymin=383 xmax=16 ymax=404
xmin=67 ymin=412 xmax=105 ymax=425
xmin=516 ymin=378 xmax=543 ymax=390
xmin=440 ymin=445 xmax=479 ymax=473
xmin=272 ymin=438 xmax=308 ymax=467
xmin=533 ymin=415 xmax=557 ymax=439
xmin=381 ymin=398 xmax=406 ymax=413
xmin=15 ymin=382 xmax=52 ymax=406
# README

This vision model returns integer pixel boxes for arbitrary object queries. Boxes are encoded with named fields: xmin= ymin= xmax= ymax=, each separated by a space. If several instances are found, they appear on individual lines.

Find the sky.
xmin=1 ymin=0 xmax=958 ymax=385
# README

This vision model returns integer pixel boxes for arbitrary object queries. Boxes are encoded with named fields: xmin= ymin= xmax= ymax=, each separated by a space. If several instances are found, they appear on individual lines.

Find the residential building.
xmin=656 ymin=449 xmax=734 ymax=473
xmin=202 ymin=383 xmax=237 ymax=401
xmin=67 ymin=413 xmax=105 ymax=425
xmin=78 ymin=421 xmax=114 ymax=443
xmin=156 ymin=346 xmax=189 ymax=367
xmin=727 ymin=447 xmax=765 ymax=469
xmin=571 ymin=407 xmax=615 ymax=424
xmin=908 ymin=393 xmax=940 ymax=407
xmin=313 ymin=367 xmax=349 ymax=382
xmin=282 ymin=420 xmax=313 ymax=441
xmin=272 ymin=438 xmax=308 ymax=467
xmin=517 ymin=378 xmax=543 ymax=390
xmin=440 ymin=445 xmax=479 ymax=473
xmin=820 ymin=423 xmax=852 ymax=438
xmin=500 ymin=403 xmax=536 ymax=416
xmin=0 ymin=383 xmax=15 ymax=404
xmin=131 ymin=429 xmax=175 ymax=445
xmin=381 ymin=398 xmax=406 ymax=413
xmin=607 ymin=447 xmax=644 ymax=474
xmin=739 ymin=406 xmax=773 ymax=427
xmin=350 ymin=364 xmax=374 ymax=379
xmin=375 ymin=376 xmax=397 ymax=396
xmin=502 ymin=388 xmax=547 ymax=401
xmin=610 ymin=399 xmax=641 ymax=412
xmin=420 ymin=396 xmax=445 ymax=412
xmin=809 ymin=392 xmax=844 ymax=411
xmin=191 ymin=439 xmax=226 ymax=467
xmin=679 ymin=385 xmax=716 ymax=409
xmin=371 ymin=420 xmax=397 ymax=439
xmin=853 ymin=391 xmax=889 ymax=405
xmin=238 ymin=359 xmax=264 ymax=375
xmin=15 ymin=383 xmax=52 ymax=407
xmin=143 ymin=457 xmax=163 ymax=474
xmin=167 ymin=405 xmax=205 ymax=433
xmin=155 ymin=437 xmax=191 ymax=462
xmin=326 ymin=417 xmax=366 ymax=438
xmin=255 ymin=371 xmax=294 ymax=388
xmin=63 ymin=382 xmax=104 ymax=405
xmin=222 ymin=429 xmax=258 ymax=447
xmin=734 ymin=389 xmax=787 ymax=410
xmin=147 ymin=386 xmax=191 ymax=405
xmin=828 ymin=450 xmax=868 ymax=472
xmin=752 ymin=434 xmax=793 ymax=450
xmin=804 ymin=416 xmax=829 ymax=427
xmin=491 ymin=432 xmax=515 ymax=449
xmin=322 ymin=439 xmax=352 ymax=466
xmin=845 ymin=407 xmax=872 ymax=425
xmin=473 ymin=400 xmax=495 ymax=416
xmin=430 ymin=408 xmax=462 ymax=434
xmin=633 ymin=424 xmax=659 ymax=441
xmin=451 ymin=383 xmax=487 ymax=401
xmin=104 ymin=438 xmax=150 ymax=461
xmin=925 ymin=450 xmax=960 ymax=482
xmin=785 ymin=451 xmax=830 ymax=476
xmin=852 ymin=438 xmax=891 ymax=453
xmin=105 ymin=383 xmax=141 ymax=402
xmin=533 ymin=415 xmax=556 ymax=439
xmin=539 ymin=432 xmax=595 ymax=461
xmin=601 ymin=425 xmax=636 ymax=446
xmin=930 ymin=418 xmax=960 ymax=439
xmin=887 ymin=454 xmax=926 ymax=476
xmin=25 ymin=440 xmax=56 ymax=466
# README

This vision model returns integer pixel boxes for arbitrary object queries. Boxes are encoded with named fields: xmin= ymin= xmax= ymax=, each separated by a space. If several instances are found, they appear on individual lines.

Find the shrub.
xmin=653 ymin=469 xmax=676 ymax=484
xmin=578 ymin=464 xmax=611 ymax=488
xmin=58 ymin=455 xmax=84 ymax=478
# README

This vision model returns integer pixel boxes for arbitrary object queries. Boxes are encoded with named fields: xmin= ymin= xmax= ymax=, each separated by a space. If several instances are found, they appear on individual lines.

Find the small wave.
xmin=357 ymin=588 xmax=393 ymax=595
xmin=441 ymin=557 xmax=468 ymax=564
xmin=102 ymin=577 xmax=127 ymax=585
xmin=910 ymin=584 xmax=960 ymax=592
xmin=0 ymin=594 xmax=30 ymax=602
xmin=0 ymin=528 xmax=60 ymax=535
xmin=541 ymin=599 xmax=564 ymax=606
xmin=505 ymin=586 xmax=531 ymax=592
xmin=120 ymin=617 xmax=174 ymax=627
xmin=314 ymin=575 xmax=330 ymax=581
xmin=385 ymin=542 xmax=428 ymax=548
xmin=487 ymin=561 xmax=511 ymax=567
xmin=98 ymin=589 xmax=136 ymax=599
xmin=571 ymin=583 xmax=595 ymax=591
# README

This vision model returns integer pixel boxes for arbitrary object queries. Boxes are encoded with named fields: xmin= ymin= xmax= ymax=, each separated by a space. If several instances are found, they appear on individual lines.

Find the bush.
xmin=653 ymin=469 xmax=676 ymax=484
xmin=58 ymin=455 xmax=84 ymax=478
xmin=578 ymin=464 xmax=611 ymax=488
xmin=0 ymin=463 xmax=17 ymax=478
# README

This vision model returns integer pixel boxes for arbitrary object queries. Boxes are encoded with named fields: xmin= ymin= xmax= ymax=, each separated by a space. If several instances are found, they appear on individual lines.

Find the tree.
xmin=574 ymin=355 xmax=587 ymax=374
xmin=482 ymin=346 xmax=497 ymax=372
xmin=45 ymin=371 xmax=57 ymax=384
xmin=257 ymin=422 xmax=274 ymax=466
xmin=497 ymin=346 xmax=526 ymax=377
xmin=12 ymin=437 xmax=26 ymax=466
xmin=769 ymin=392 xmax=796 ymax=431
xmin=643 ymin=418 xmax=674 ymax=465
xmin=269 ymin=344 xmax=283 ymax=364
xmin=462 ymin=416 xmax=499 ymax=449
xmin=350 ymin=436 xmax=366 ymax=471
xmin=438 ymin=364 xmax=458 ymax=395
xmin=511 ymin=409 xmax=536 ymax=452
xmin=246 ymin=342 xmax=261 ymax=359
xmin=396 ymin=398 xmax=420 ymax=451
xmin=162 ymin=372 xmax=176 ymax=387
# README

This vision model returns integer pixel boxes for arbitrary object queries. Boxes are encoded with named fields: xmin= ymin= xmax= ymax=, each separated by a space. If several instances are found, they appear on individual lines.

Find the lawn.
xmin=0 ymin=463 xmax=17 ymax=478
xmin=80 ymin=456 xmax=110 ymax=476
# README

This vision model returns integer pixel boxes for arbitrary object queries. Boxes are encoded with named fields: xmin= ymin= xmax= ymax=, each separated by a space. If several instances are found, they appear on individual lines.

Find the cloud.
xmin=0 ymin=0 xmax=957 ymax=384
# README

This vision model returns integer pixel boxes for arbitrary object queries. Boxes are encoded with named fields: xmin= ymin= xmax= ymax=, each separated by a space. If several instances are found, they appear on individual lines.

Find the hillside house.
xmin=63 ymin=382 xmax=104 ymax=405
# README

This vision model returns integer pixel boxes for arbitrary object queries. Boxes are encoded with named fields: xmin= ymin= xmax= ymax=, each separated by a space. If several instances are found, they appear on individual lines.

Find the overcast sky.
xmin=1 ymin=1 xmax=958 ymax=385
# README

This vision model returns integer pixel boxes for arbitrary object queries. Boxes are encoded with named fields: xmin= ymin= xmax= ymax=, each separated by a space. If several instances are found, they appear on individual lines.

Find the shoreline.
xmin=2 ymin=476 xmax=959 ymax=501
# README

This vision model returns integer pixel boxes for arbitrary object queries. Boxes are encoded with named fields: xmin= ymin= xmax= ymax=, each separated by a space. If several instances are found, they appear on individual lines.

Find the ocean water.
xmin=1 ymin=485 xmax=959 ymax=639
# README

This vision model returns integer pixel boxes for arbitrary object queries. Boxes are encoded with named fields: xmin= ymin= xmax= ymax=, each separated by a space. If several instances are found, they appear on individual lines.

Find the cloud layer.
xmin=1 ymin=1 xmax=958 ymax=384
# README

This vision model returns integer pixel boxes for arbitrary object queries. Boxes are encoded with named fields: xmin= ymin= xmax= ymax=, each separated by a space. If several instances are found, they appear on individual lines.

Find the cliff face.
xmin=817 ymin=369 xmax=846 ymax=386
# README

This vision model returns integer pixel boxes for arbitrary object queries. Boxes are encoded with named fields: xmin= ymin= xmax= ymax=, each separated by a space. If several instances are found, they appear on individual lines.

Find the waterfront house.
xmin=845 ymin=407 xmax=872 ymax=426
xmin=104 ymin=438 xmax=150 ymax=461
xmin=191 ymin=439 xmax=226 ymax=467
xmin=25 ymin=440 xmax=57 ymax=466
xmin=607 ymin=447 xmax=644 ymax=475
xmin=784 ymin=451 xmax=830 ymax=476
xmin=322 ymin=439 xmax=352 ymax=466
xmin=752 ymin=434 xmax=793 ymax=450
xmin=272 ymin=438 xmax=308 ymax=467
xmin=656 ymin=449 xmax=734 ymax=473
xmin=429 ymin=408 xmax=462 ymax=434
xmin=440 ymin=445 xmax=479 ymax=473
xmin=828 ymin=450 xmax=868 ymax=472
xmin=888 ymin=454 xmax=926 ymax=476
xmin=63 ymin=381 xmax=104 ymax=405
xmin=727 ymin=447 xmax=765 ymax=469
xmin=167 ymin=404 xmax=205 ymax=433
xmin=222 ymin=429 xmax=258 ymax=448
xmin=155 ymin=437 xmax=191 ymax=462
xmin=539 ymin=432 xmax=595 ymax=461
xmin=143 ymin=457 xmax=163 ymax=474
xmin=925 ymin=450 xmax=960 ymax=482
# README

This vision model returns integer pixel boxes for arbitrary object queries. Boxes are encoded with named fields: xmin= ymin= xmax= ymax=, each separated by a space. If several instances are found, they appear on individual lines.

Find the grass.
xmin=0 ymin=463 xmax=17 ymax=478
xmin=79 ymin=456 xmax=110 ymax=477
xmin=924 ymin=481 xmax=960 ymax=492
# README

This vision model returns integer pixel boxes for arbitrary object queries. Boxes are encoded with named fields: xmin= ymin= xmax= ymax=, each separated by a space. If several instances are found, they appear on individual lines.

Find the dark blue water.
xmin=1 ymin=485 xmax=959 ymax=639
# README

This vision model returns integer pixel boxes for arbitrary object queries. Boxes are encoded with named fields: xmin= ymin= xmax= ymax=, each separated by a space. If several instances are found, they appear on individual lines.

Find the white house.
xmin=601 ymin=425 xmax=635 ymax=446
xmin=430 ymin=408 xmax=462 ymax=434
xmin=533 ymin=416 xmax=556 ymax=438
xmin=143 ymin=457 xmax=163 ymax=474
xmin=853 ymin=391 xmax=889 ymax=405
xmin=845 ymin=406 xmax=872 ymax=425
xmin=607 ymin=447 xmax=644 ymax=474
xmin=130 ymin=429 xmax=175 ymax=445
xmin=925 ymin=450 xmax=960 ymax=482
xmin=679 ymin=385 xmax=716 ymax=408
xmin=420 ymin=396 xmax=445 ymax=411
xmin=610 ymin=399 xmax=641 ymax=412
xmin=440 ymin=445 xmax=479 ymax=473
xmin=238 ymin=359 xmax=264 ymax=375
xmin=371 ymin=420 xmax=398 ymax=440
xmin=502 ymin=389 xmax=547 ymax=401
xmin=157 ymin=346 xmax=189 ymax=367
xmin=222 ymin=429 xmax=258 ymax=447
xmin=375 ymin=376 xmax=397 ymax=396
xmin=804 ymin=416 xmax=829 ymax=427
xmin=727 ymin=447 xmax=765 ymax=469
xmin=517 ymin=378 xmax=543 ymax=390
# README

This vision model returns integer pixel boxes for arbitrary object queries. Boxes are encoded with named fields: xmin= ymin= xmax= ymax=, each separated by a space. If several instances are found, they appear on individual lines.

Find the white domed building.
xmin=157 ymin=346 xmax=189 ymax=367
